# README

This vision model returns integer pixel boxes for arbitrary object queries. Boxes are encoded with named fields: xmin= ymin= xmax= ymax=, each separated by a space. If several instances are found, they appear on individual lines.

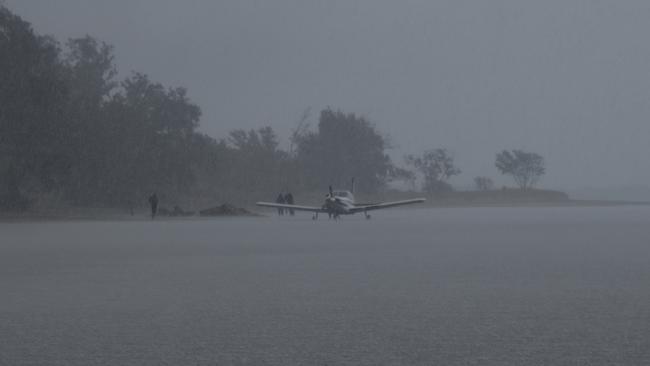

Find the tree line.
xmin=0 ymin=5 xmax=546 ymax=211
xmin=404 ymin=148 xmax=545 ymax=193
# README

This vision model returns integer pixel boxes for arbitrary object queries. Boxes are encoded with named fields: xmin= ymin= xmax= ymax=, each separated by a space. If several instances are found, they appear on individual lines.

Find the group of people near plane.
xmin=275 ymin=192 xmax=294 ymax=216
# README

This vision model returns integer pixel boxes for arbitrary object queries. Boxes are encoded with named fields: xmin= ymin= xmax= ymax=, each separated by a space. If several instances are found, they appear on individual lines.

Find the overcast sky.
xmin=7 ymin=0 xmax=650 ymax=190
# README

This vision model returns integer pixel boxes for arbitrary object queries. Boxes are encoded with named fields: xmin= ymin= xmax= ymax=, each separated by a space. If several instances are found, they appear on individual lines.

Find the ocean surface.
xmin=2 ymin=206 xmax=650 ymax=365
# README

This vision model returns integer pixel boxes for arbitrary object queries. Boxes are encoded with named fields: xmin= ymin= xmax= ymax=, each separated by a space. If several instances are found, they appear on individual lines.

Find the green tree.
xmin=101 ymin=73 xmax=201 ymax=206
xmin=226 ymin=127 xmax=289 ymax=193
xmin=405 ymin=149 xmax=460 ymax=193
xmin=62 ymin=35 xmax=119 ymax=203
xmin=0 ymin=6 xmax=69 ymax=209
xmin=0 ymin=5 xmax=206 ymax=210
xmin=389 ymin=166 xmax=418 ymax=191
xmin=294 ymin=108 xmax=392 ymax=193
xmin=474 ymin=176 xmax=494 ymax=191
xmin=495 ymin=149 xmax=545 ymax=190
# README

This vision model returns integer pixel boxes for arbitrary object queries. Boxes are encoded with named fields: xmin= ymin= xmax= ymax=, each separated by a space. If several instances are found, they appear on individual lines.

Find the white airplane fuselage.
xmin=323 ymin=190 xmax=357 ymax=216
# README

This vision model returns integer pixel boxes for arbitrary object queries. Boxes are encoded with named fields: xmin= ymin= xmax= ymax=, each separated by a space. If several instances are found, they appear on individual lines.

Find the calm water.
xmin=2 ymin=206 xmax=650 ymax=365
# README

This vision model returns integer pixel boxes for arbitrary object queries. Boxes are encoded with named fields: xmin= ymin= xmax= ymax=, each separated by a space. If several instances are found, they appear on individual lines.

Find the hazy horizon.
xmin=7 ymin=0 xmax=650 ymax=195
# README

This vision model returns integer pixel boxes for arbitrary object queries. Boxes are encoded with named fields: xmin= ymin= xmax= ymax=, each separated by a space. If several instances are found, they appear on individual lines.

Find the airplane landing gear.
xmin=365 ymin=212 xmax=371 ymax=220
xmin=312 ymin=213 xmax=319 ymax=220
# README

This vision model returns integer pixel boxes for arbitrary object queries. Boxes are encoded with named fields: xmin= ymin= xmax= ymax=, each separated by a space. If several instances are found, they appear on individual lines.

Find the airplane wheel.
xmin=365 ymin=214 xmax=371 ymax=220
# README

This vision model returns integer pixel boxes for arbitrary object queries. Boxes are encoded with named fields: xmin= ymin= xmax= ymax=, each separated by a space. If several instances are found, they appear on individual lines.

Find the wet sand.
xmin=2 ymin=206 xmax=650 ymax=365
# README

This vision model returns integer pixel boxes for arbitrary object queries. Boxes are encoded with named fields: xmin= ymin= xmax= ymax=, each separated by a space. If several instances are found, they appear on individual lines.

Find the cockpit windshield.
xmin=333 ymin=191 xmax=351 ymax=198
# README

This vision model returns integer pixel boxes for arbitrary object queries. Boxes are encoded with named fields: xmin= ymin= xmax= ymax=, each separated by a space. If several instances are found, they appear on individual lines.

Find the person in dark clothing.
xmin=284 ymin=192 xmax=295 ymax=216
xmin=148 ymin=193 xmax=159 ymax=219
xmin=276 ymin=193 xmax=285 ymax=216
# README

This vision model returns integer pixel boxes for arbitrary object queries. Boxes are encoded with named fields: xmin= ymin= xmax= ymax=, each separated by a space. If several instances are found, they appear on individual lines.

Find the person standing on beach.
xmin=275 ymin=193 xmax=285 ymax=216
xmin=284 ymin=192 xmax=295 ymax=216
xmin=148 ymin=193 xmax=159 ymax=219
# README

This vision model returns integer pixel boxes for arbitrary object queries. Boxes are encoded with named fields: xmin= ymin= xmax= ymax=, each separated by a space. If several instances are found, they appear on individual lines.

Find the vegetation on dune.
xmin=405 ymin=149 xmax=460 ymax=194
xmin=0 ymin=5 xmax=554 ymax=213
xmin=495 ymin=149 xmax=546 ymax=190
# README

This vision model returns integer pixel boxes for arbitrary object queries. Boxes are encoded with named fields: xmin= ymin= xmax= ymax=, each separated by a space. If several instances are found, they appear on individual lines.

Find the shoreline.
xmin=416 ymin=199 xmax=650 ymax=208
xmin=2 ymin=199 xmax=648 ymax=223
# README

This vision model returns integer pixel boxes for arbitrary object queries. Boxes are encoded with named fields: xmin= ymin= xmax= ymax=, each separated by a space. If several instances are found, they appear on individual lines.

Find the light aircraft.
xmin=256 ymin=181 xmax=425 ymax=220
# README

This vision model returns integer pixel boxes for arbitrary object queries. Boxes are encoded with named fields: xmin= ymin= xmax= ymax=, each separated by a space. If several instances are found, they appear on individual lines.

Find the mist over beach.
xmin=2 ymin=1 xmax=650 ymax=365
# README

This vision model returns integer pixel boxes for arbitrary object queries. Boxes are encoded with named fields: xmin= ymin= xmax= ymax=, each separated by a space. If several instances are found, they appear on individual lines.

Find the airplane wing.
xmin=256 ymin=202 xmax=327 ymax=213
xmin=350 ymin=198 xmax=426 ymax=213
